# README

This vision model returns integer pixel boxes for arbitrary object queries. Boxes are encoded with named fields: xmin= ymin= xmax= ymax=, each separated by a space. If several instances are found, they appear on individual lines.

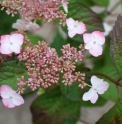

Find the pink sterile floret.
xmin=82 ymin=75 xmax=109 ymax=104
xmin=0 ymin=85 xmax=24 ymax=108
xmin=83 ymin=31 xmax=105 ymax=57
xmin=0 ymin=33 xmax=24 ymax=54
xmin=66 ymin=18 xmax=86 ymax=38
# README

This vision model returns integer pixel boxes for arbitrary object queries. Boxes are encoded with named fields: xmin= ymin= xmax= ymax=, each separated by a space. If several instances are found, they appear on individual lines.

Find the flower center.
xmin=93 ymin=41 xmax=96 ymax=44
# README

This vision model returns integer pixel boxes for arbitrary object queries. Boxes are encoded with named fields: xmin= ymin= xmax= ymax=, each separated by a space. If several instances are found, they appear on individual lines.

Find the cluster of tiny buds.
xmin=0 ymin=0 xmax=67 ymax=25
xmin=17 ymin=39 xmax=85 ymax=93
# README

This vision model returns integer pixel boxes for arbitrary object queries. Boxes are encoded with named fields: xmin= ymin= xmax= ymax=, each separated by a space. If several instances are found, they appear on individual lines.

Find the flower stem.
xmin=116 ymin=78 xmax=121 ymax=98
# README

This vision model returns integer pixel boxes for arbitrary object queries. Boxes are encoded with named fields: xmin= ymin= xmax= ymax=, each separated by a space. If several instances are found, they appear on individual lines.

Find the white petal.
xmin=82 ymin=88 xmax=95 ymax=101
xmin=62 ymin=4 xmax=68 ymax=13
xmin=92 ymin=31 xmax=105 ymax=45
xmin=0 ymin=85 xmax=15 ymax=99
xmin=90 ymin=93 xmax=98 ymax=104
xmin=85 ymin=41 xmax=94 ymax=49
xmin=96 ymin=81 xmax=109 ymax=94
xmin=68 ymin=29 xmax=76 ymax=38
xmin=2 ymin=98 xmax=16 ymax=108
xmin=91 ymin=75 xmax=103 ymax=88
xmin=66 ymin=18 xmax=75 ymax=30
xmin=10 ymin=34 xmax=24 ymax=45
xmin=83 ymin=33 xmax=94 ymax=43
xmin=10 ymin=44 xmax=21 ymax=54
xmin=12 ymin=93 xmax=24 ymax=106
xmin=89 ymin=44 xmax=103 ymax=57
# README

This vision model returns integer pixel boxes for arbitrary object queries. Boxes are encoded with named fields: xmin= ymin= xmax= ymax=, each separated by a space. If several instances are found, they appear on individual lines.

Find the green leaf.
xmin=30 ymin=89 xmax=80 ymax=124
xmin=27 ymin=33 xmax=44 ymax=45
xmin=50 ymin=29 xmax=67 ymax=56
xmin=92 ymin=0 xmax=109 ymax=7
xmin=0 ymin=59 xmax=27 ymax=90
xmin=60 ymin=81 xmax=83 ymax=101
xmin=63 ymin=110 xmax=80 ymax=124
xmin=96 ymin=98 xmax=122 ymax=124
xmin=68 ymin=2 xmax=104 ymax=32
xmin=70 ymin=0 xmax=94 ymax=7
xmin=0 ymin=6 xmax=19 ymax=35
xmin=95 ymin=66 xmax=120 ymax=101
xmin=110 ymin=15 xmax=122 ymax=78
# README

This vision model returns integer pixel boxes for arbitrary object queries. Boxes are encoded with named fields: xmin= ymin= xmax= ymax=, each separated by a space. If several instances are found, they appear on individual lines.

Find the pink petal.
xmin=83 ymin=33 xmax=94 ymax=43
xmin=90 ymin=93 xmax=98 ymax=104
xmin=2 ymin=98 xmax=16 ymax=108
xmin=91 ymin=75 xmax=103 ymax=87
xmin=85 ymin=41 xmax=94 ymax=49
xmin=0 ymin=43 xmax=12 ymax=54
xmin=68 ymin=29 xmax=76 ymax=38
xmin=66 ymin=18 xmax=75 ymax=30
xmin=92 ymin=31 xmax=105 ymax=45
xmin=0 ymin=85 xmax=15 ymax=99
xmin=89 ymin=44 xmax=103 ymax=57
xmin=12 ymin=93 xmax=24 ymax=106
xmin=82 ymin=88 xmax=95 ymax=101
xmin=76 ymin=22 xmax=86 ymax=34
xmin=96 ymin=81 xmax=109 ymax=94
xmin=0 ymin=35 xmax=10 ymax=44
xmin=10 ymin=44 xmax=21 ymax=54
xmin=10 ymin=34 xmax=24 ymax=46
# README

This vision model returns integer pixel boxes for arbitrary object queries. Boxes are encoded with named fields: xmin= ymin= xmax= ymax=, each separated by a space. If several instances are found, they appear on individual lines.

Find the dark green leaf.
xmin=50 ymin=29 xmax=67 ymax=56
xmin=70 ymin=0 xmax=94 ymax=7
xmin=0 ymin=6 xmax=19 ymax=35
xmin=92 ymin=0 xmax=110 ymax=7
xmin=0 ymin=60 xmax=27 ymax=90
xmin=27 ymin=33 xmax=44 ymax=45
xmin=110 ymin=15 xmax=122 ymax=78
xmin=96 ymin=98 xmax=122 ymax=124
xmin=30 ymin=89 xmax=80 ymax=124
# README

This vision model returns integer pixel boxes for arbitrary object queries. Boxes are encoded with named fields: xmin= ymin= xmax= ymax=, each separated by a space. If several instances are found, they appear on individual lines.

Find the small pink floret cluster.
xmin=66 ymin=18 xmax=105 ymax=57
xmin=0 ymin=33 xmax=24 ymax=54
xmin=0 ymin=85 xmax=24 ymax=108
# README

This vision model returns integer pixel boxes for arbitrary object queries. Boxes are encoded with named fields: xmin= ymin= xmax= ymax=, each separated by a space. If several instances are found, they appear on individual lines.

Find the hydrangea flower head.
xmin=0 ymin=33 xmax=24 ymax=54
xmin=82 ymin=75 xmax=109 ymax=104
xmin=0 ymin=85 xmax=24 ymax=108
xmin=66 ymin=18 xmax=86 ymax=38
xmin=83 ymin=31 xmax=105 ymax=57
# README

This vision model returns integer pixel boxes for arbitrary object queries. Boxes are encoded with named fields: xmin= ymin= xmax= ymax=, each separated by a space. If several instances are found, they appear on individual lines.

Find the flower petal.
xmin=96 ymin=81 xmax=109 ymax=94
xmin=92 ymin=31 xmax=105 ymax=45
xmin=76 ymin=22 xmax=86 ymax=34
xmin=85 ymin=41 xmax=94 ymax=49
xmin=89 ymin=44 xmax=103 ymax=57
xmin=10 ymin=44 xmax=21 ymax=54
xmin=62 ymin=3 xmax=68 ymax=13
xmin=68 ymin=29 xmax=76 ymax=38
xmin=82 ymin=88 xmax=95 ymax=101
xmin=0 ymin=85 xmax=15 ymax=99
xmin=90 ymin=92 xmax=98 ymax=104
xmin=10 ymin=34 xmax=24 ymax=46
xmin=2 ymin=98 xmax=16 ymax=108
xmin=12 ymin=93 xmax=24 ymax=106
xmin=83 ymin=33 xmax=94 ymax=43
xmin=0 ymin=43 xmax=12 ymax=54
xmin=66 ymin=18 xmax=75 ymax=30
xmin=91 ymin=75 xmax=103 ymax=87
xmin=0 ymin=35 xmax=10 ymax=44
